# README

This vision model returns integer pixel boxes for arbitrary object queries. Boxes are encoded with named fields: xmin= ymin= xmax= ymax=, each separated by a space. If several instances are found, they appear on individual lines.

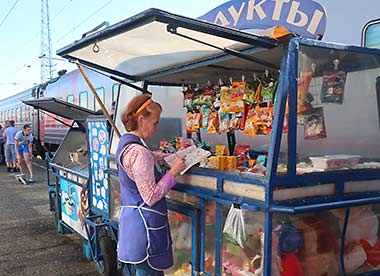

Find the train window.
xmin=27 ymin=106 xmax=31 ymax=121
xmin=79 ymin=91 xmax=88 ymax=108
xmin=67 ymin=94 xmax=74 ymax=104
xmin=363 ymin=19 xmax=380 ymax=48
xmin=94 ymin=87 xmax=105 ymax=111
xmin=20 ymin=107 xmax=23 ymax=121
xmin=23 ymin=106 xmax=27 ymax=121
xmin=112 ymin=84 xmax=120 ymax=103
xmin=15 ymin=108 xmax=19 ymax=121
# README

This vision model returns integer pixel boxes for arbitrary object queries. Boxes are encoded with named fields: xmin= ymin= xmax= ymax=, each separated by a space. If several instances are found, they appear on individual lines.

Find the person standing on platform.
xmin=0 ymin=123 xmax=4 ymax=165
xmin=3 ymin=120 xmax=18 ymax=172
xmin=107 ymin=101 xmax=116 ymax=138
xmin=116 ymin=94 xmax=185 ymax=276
xmin=15 ymin=124 xmax=35 ymax=183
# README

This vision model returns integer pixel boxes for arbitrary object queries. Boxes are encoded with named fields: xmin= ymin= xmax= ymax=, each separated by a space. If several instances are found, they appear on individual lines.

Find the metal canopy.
xmin=147 ymin=46 xmax=284 ymax=85
xmin=23 ymin=97 xmax=97 ymax=121
xmin=57 ymin=8 xmax=278 ymax=82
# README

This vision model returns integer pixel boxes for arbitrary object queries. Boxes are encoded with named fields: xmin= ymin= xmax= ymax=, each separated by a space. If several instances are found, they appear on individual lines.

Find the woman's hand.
xmin=168 ymin=155 xmax=186 ymax=176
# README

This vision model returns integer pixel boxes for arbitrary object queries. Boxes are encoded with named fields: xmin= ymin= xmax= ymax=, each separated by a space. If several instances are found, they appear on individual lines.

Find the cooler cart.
xmin=22 ymin=97 xmax=121 ymax=274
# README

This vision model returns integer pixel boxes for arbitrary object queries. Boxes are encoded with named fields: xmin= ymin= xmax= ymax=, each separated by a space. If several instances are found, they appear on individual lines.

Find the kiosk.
xmin=34 ymin=8 xmax=380 ymax=276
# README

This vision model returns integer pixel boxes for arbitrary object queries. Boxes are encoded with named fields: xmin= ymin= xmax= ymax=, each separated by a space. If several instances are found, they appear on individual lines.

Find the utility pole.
xmin=40 ymin=0 xmax=53 ymax=83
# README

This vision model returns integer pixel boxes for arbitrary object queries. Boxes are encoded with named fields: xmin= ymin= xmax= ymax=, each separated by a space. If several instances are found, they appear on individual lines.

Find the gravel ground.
xmin=0 ymin=159 xmax=98 ymax=276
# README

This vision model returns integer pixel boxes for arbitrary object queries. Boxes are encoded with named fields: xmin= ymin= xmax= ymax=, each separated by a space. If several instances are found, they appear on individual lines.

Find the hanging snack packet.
xmin=304 ymin=107 xmax=327 ymax=140
xmin=183 ymin=89 xmax=195 ymax=109
xmin=192 ymin=112 xmax=202 ymax=133
xmin=261 ymin=80 xmax=277 ymax=104
xmin=243 ymin=86 xmax=256 ymax=105
xmin=321 ymin=71 xmax=347 ymax=104
xmin=218 ymin=112 xmax=231 ymax=133
xmin=213 ymin=87 xmax=221 ymax=111
xmin=244 ymin=106 xmax=257 ymax=136
xmin=229 ymin=82 xmax=245 ymax=113
xmin=207 ymin=111 xmax=219 ymax=134
xmin=230 ymin=113 xmax=243 ymax=130
xmin=240 ymin=104 xmax=248 ymax=130
xmin=186 ymin=112 xmax=194 ymax=133
xmin=201 ymin=107 xmax=211 ymax=129
xmin=200 ymin=87 xmax=215 ymax=107
xmin=254 ymin=83 xmax=263 ymax=105
xmin=297 ymin=72 xmax=313 ymax=114
xmin=220 ymin=86 xmax=232 ymax=113
xmin=193 ymin=89 xmax=202 ymax=108
xmin=254 ymin=104 xmax=274 ymax=135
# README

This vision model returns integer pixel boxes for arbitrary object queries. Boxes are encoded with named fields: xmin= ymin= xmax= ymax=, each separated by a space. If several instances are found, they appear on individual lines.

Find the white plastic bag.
xmin=223 ymin=204 xmax=246 ymax=248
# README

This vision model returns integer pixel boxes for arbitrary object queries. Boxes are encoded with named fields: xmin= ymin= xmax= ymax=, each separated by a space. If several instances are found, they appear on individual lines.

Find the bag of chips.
xmin=218 ymin=112 xmax=231 ymax=133
xmin=297 ymin=72 xmax=313 ymax=114
xmin=207 ymin=111 xmax=219 ymax=134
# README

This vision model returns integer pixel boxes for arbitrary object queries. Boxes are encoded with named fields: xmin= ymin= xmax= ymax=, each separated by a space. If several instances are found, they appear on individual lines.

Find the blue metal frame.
xmin=166 ymin=200 xmax=201 ymax=276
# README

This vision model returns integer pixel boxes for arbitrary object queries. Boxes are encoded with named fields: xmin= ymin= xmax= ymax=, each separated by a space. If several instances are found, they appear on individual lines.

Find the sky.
xmin=0 ymin=0 xmax=380 ymax=100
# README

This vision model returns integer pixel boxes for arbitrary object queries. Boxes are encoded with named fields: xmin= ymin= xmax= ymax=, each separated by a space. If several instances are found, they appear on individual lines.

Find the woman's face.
xmin=139 ymin=111 xmax=160 ymax=140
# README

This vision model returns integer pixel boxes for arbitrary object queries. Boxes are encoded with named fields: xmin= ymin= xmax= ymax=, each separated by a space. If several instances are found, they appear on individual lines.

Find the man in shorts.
xmin=15 ymin=124 xmax=35 ymax=183
xmin=3 ymin=120 xmax=18 ymax=172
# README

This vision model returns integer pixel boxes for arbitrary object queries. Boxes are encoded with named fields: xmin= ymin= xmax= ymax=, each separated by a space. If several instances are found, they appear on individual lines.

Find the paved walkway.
xmin=0 ymin=160 xmax=98 ymax=276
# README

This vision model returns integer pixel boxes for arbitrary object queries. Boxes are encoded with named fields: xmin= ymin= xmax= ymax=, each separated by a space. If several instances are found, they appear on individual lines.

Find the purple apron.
xmin=116 ymin=133 xmax=173 ymax=270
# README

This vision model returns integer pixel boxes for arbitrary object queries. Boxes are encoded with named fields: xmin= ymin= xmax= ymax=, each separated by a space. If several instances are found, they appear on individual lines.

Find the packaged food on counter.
xmin=310 ymin=154 xmax=361 ymax=170
xmin=209 ymin=156 xmax=227 ymax=170
xmin=225 ymin=156 xmax=237 ymax=171
xmin=216 ymin=145 xmax=229 ymax=156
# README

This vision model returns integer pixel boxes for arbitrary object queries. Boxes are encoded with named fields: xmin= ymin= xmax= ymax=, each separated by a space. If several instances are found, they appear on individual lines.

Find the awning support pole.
xmin=167 ymin=26 xmax=280 ymax=70
xmin=76 ymin=61 xmax=122 ymax=138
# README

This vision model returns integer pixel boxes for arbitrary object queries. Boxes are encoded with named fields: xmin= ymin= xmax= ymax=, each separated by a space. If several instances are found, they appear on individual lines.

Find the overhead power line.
xmin=50 ymin=0 xmax=73 ymax=24
xmin=0 ymin=0 xmax=20 ymax=28
xmin=53 ymin=0 xmax=113 ymax=45
xmin=13 ymin=0 xmax=74 ymax=54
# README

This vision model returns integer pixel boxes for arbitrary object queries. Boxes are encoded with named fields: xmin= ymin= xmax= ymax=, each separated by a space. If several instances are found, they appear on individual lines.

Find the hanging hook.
xmin=219 ymin=78 xmax=223 ymax=86
xmin=241 ymin=74 xmax=245 ymax=82
xmin=253 ymin=73 xmax=257 ymax=81
xmin=196 ymin=83 xmax=200 ymax=89
xmin=207 ymin=80 xmax=211 ymax=87
xmin=333 ymin=59 xmax=340 ymax=71
xmin=229 ymin=76 xmax=233 ymax=85
xmin=265 ymin=69 xmax=269 ymax=77
xmin=92 ymin=41 xmax=100 ymax=53
xmin=311 ymin=63 xmax=317 ymax=74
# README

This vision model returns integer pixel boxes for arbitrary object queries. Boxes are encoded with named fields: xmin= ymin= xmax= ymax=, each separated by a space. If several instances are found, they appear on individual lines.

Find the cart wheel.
xmin=83 ymin=240 xmax=93 ymax=261
xmin=98 ymin=235 xmax=117 ymax=276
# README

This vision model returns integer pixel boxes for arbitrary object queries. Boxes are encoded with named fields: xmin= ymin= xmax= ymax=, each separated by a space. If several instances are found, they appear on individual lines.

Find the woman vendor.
xmin=116 ymin=94 xmax=186 ymax=276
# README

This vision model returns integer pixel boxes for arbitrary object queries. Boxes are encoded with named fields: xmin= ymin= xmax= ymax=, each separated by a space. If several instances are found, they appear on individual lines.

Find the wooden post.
xmin=76 ymin=61 xmax=121 ymax=138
